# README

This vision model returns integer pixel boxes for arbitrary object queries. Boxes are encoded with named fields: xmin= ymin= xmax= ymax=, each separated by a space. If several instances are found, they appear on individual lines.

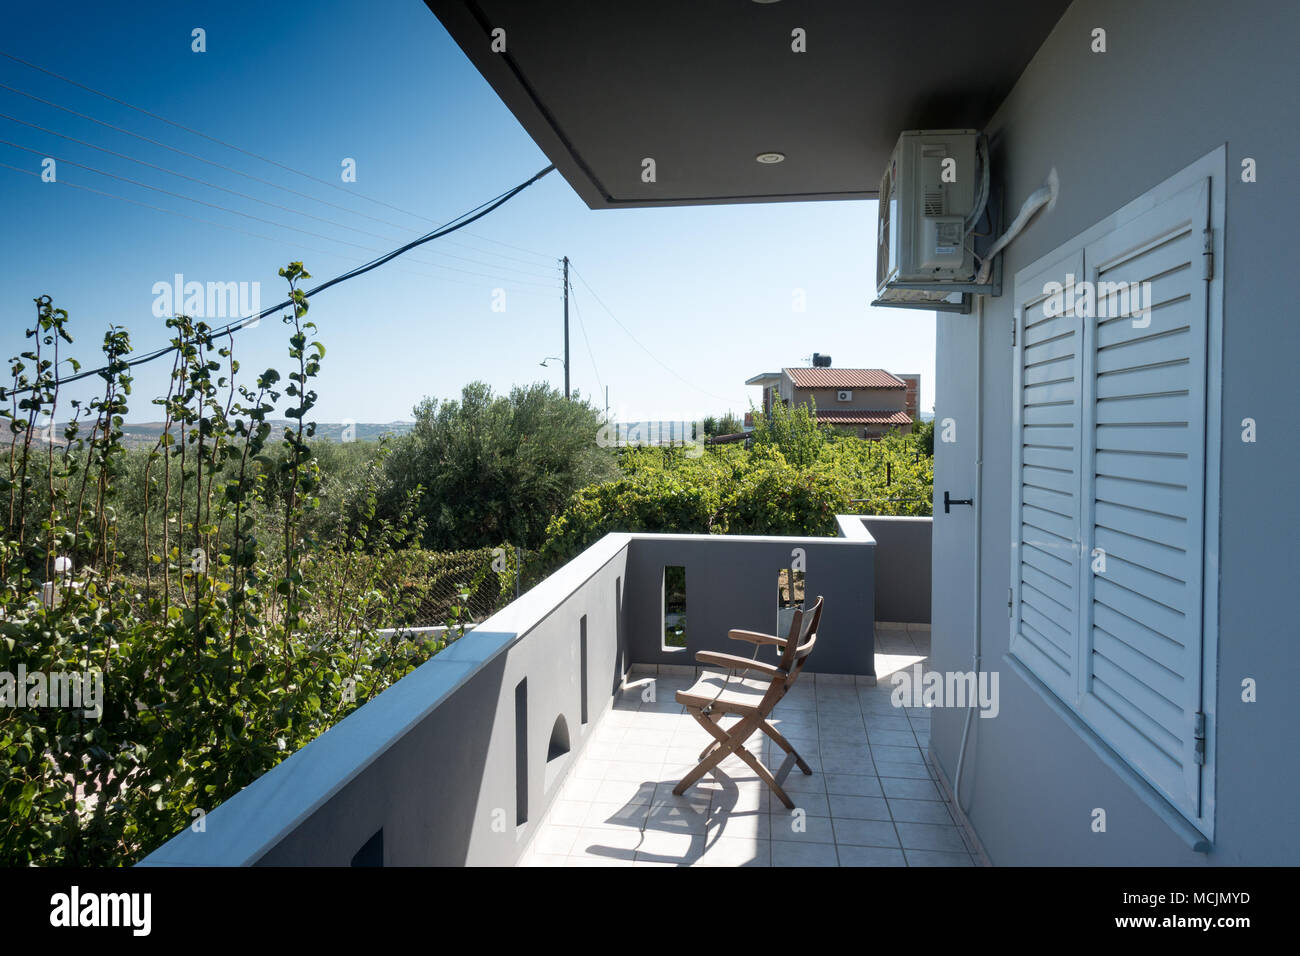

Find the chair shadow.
xmin=575 ymin=755 xmax=802 ymax=867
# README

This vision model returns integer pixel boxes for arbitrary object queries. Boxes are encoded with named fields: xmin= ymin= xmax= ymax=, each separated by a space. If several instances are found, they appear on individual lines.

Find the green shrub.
xmin=0 ymin=269 xmax=443 ymax=865
xmin=377 ymin=382 xmax=617 ymax=552
xmin=541 ymin=430 xmax=933 ymax=568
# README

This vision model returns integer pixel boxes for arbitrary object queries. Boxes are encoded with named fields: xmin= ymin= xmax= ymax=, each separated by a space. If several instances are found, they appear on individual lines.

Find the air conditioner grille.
xmin=924 ymin=187 xmax=944 ymax=216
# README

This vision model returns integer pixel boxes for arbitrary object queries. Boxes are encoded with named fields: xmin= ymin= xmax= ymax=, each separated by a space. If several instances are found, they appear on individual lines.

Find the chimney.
xmin=897 ymin=373 xmax=921 ymax=419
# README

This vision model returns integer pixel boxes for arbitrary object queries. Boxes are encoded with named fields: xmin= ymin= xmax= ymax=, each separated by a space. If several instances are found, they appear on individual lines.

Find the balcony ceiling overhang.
xmin=425 ymin=0 xmax=1069 ymax=209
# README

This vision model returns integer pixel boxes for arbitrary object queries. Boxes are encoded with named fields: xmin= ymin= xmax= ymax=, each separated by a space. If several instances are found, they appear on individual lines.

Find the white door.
xmin=932 ymin=309 xmax=979 ymax=672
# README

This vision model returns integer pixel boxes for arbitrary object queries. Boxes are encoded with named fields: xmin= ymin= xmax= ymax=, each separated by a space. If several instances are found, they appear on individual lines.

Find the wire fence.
xmin=405 ymin=545 xmax=545 ymax=628
xmin=106 ymin=546 xmax=548 ymax=634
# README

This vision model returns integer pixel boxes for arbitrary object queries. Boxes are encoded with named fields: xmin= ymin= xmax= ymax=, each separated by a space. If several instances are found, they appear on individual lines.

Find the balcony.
xmin=140 ymin=516 xmax=965 ymax=867
xmin=523 ymin=624 xmax=964 ymax=867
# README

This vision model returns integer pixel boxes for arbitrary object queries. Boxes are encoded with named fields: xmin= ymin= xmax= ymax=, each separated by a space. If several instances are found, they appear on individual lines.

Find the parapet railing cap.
xmin=834 ymin=515 xmax=877 ymax=543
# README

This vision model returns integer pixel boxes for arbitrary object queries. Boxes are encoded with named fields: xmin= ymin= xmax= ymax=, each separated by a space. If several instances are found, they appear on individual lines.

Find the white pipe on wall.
xmin=952 ymin=293 xmax=986 ymax=811
xmin=975 ymin=168 xmax=1059 ymax=284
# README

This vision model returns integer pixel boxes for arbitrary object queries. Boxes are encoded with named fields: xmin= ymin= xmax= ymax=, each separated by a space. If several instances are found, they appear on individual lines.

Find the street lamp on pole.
xmin=540 ymin=356 xmax=567 ymax=391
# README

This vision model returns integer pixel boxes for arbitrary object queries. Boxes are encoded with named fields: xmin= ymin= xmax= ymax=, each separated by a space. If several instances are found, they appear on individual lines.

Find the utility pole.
xmin=605 ymin=385 xmax=609 ymax=421
xmin=562 ymin=256 xmax=570 ymax=400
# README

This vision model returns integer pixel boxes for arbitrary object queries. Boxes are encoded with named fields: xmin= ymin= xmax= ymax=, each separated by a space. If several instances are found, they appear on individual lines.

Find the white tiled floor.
xmin=520 ymin=623 xmax=984 ymax=867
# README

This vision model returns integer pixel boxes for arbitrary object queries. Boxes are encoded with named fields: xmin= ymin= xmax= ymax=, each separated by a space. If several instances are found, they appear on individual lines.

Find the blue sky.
xmin=0 ymin=0 xmax=935 ymax=424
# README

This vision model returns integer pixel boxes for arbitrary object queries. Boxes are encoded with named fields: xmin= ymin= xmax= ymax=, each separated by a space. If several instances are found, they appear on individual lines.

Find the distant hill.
xmin=113 ymin=420 xmax=415 ymax=448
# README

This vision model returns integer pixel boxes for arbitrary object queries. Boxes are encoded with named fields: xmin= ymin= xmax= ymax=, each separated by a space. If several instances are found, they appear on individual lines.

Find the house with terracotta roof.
xmin=746 ymin=366 xmax=920 ymax=439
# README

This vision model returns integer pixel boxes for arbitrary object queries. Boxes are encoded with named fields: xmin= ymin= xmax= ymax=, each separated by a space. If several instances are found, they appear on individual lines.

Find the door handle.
xmin=944 ymin=490 xmax=974 ymax=514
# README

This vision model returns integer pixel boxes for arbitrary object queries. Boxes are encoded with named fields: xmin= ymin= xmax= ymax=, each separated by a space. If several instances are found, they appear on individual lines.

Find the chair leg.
xmin=696 ymin=715 xmax=759 ymax=761
xmin=761 ymin=720 xmax=812 ymax=775
xmin=674 ymin=709 xmax=746 ymax=796
xmin=698 ymin=712 xmax=726 ymax=761
xmin=676 ymin=709 xmax=799 ymax=811
xmin=732 ymin=743 xmax=796 ymax=810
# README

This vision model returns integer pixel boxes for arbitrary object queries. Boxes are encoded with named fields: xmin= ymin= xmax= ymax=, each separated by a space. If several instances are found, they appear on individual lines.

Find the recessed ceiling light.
xmin=755 ymin=152 xmax=786 ymax=164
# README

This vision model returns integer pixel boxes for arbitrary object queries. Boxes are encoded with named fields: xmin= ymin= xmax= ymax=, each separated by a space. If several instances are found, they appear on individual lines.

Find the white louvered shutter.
xmin=1077 ymin=178 xmax=1211 ymax=818
xmin=1009 ymin=251 xmax=1086 ymax=703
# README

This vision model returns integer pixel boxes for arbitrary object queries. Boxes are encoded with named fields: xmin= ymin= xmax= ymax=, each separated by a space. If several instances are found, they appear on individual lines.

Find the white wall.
xmin=929 ymin=0 xmax=1300 ymax=864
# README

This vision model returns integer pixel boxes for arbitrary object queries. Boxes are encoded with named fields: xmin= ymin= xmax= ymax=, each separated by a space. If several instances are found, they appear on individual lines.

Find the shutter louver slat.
xmin=1095 ymin=366 xmax=1191 ymax=400
xmin=1092 ymin=629 xmax=1185 ymax=721
xmin=1093 ymin=576 xmax=1187 ymax=643
xmin=1092 ymin=603 xmax=1185 ymax=674
xmin=1092 ymin=525 xmax=1186 ymax=581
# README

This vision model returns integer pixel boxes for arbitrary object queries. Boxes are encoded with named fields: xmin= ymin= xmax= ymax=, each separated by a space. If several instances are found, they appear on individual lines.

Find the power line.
xmin=0 ymin=50 xmax=560 ymax=264
xmin=0 ymin=81 xmax=441 ymax=235
xmin=567 ymin=275 xmax=604 ymax=400
xmin=0 ymin=137 xmax=376 ymax=251
xmin=456 ymin=232 xmax=556 ymax=263
xmin=568 ymin=263 xmax=735 ymax=404
xmin=0 ymin=159 xmax=560 ymax=305
xmin=1 ymin=163 xmax=557 ymax=396
xmin=0 ymin=110 xmax=388 ymax=235
xmin=0 ymin=137 xmax=561 ymax=290
xmin=434 ymin=237 xmax=560 ymax=272
xmin=0 ymin=49 xmax=443 ymax=227
xmin=0 ymin=111 xmax=564 ymax=280
xmin=0 ymin=53 xmax=559 ymax=265
xmin=0 ymin=158 xmax=332 ymax=252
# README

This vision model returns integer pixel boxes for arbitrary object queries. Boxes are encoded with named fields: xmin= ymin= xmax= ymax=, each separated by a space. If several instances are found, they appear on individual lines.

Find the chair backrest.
xmin=784 ymin=595 xmax=822 ymax=687
xmin=765 ymin=596 xmax=822 ymax=706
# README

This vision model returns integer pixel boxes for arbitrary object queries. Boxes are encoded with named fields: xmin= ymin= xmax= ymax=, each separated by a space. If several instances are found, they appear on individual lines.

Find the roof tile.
xmin=815 ymin=409 xmax=914 ymax=426
xmin=785 ymin=368 xmax=905 ymax=389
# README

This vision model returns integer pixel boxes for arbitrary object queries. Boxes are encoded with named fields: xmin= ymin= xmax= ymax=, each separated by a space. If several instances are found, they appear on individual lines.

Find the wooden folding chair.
xmin=672 ymin=596 xmax=823 ymax=809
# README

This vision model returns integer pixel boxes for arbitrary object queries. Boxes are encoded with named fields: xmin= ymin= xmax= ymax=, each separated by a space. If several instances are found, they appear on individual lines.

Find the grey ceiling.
xmin=426 ymin=0 xmax=1070 ymax=208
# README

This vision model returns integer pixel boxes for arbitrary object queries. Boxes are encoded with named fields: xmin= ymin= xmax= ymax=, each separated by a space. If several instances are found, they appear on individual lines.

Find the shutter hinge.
xmin=1201 ymin=228 xmax=1214 ymax=281
xmin=1193 ymin=711 xmax=1207 ymax=765
xmin=1007 ymin=587 xmax=1014 ymax=617
xmin=1011 ymin=316 xmax=1017 ymax=347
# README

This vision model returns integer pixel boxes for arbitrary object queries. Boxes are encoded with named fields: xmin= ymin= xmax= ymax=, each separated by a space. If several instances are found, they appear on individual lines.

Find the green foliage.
xmin=750 ymin=396 xmax=829 ymax=467
xmin=663 ymin=564 xmax=687 ymax=648
xmin=702 ymin=412 xmax=743 ymax=437
xmin=542 ymin=431 xmax=932 ymax=567
xmin=378 ymin=381 xmax=616 ymax=552
xmin=0 ymin=273 xmax=442 ymax=866
xmin=912 ymin=417 xmax=936 ymax=456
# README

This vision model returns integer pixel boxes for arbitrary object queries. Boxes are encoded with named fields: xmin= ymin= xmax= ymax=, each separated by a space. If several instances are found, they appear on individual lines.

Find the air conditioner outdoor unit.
xmin=874 ymin=129 xmax=998 ymax=314
xmin=837 ymin=390 xmax=853 ymax=402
